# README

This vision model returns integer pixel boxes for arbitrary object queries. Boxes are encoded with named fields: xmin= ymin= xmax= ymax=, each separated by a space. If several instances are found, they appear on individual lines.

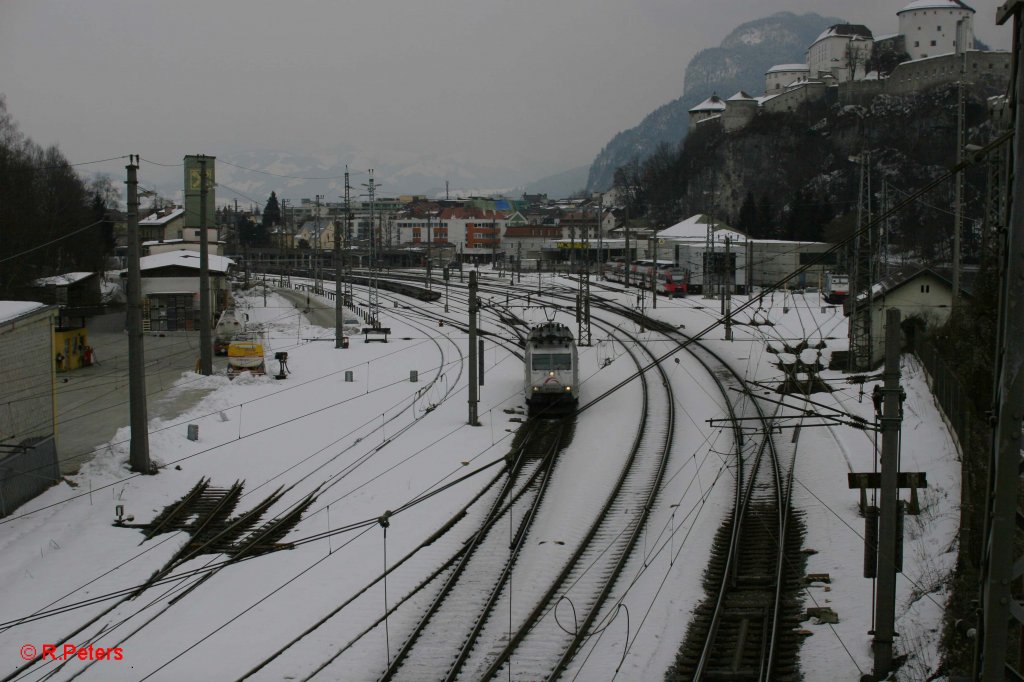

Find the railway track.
xmin=380 ymin=418 xmax=570 ymax=681
xmin=607 ymin=302 xmax=806 ymax=681
xmin=274 ymin=268 xmax=806 ymax=679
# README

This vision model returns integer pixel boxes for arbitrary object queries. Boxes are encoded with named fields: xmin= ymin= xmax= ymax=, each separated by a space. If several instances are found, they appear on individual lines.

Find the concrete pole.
xmin=198 ymin=156 xmax=213 ymax=376
xmin=125 ymin=158 xmax=151 ymax=474
xmin=873 ymin=307 xmax=902 ymax=678
xmin=468 ymin=271 xmax=479 ymax=426
xmin=335 ymin=209 xmax=344 ymax=349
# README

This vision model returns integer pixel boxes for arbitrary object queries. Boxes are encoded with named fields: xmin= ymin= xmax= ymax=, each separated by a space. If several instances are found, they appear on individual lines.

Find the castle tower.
xmin=898 ymin=0 xmax=975 ymax=60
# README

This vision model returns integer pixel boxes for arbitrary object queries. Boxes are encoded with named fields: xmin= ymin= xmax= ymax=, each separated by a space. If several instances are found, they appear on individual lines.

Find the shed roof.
xmin=139 ymin=250 xmax=234 ymax=274
xmin=766 ymin=64 xmax=809 ymax=73
xmin=657 ymin=214 xmax=746 ymax=242
xmin=33 ymin=272 xmax=96 ymax=287
xmin=0 ymin=301 xmax=47 ymax=324
xmin=139 ymin=208 xmax=185 ymax=225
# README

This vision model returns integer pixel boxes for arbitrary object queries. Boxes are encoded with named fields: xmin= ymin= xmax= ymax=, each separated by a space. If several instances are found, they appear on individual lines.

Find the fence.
xmin=0 ymin=436 xmax=59 ymax=517
xmin=915 ymin=342 xmax=976 ymax=457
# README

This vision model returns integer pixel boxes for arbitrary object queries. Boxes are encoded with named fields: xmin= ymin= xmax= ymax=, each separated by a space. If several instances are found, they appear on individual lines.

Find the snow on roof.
xmin=689 ymin=95 xmax=726 ymax=113
xmin=727 ymin=90 xmax=756 ymax=101
xmin=899 ymin=0 xmax=974 ymax=13
xmin=0 ymin=300 xmax=47 ymax=324
xmin=812 ymin=24 xmax=874 ymax=44
xmin=139 ymin=208 xmax=185 ymax=225
xmin=139 ymin=250 xmax=235 ymax=274
xmin=766 ymin=64 xmax=809 ymax=73
xmin=657 ymin=214 xmax=746 ymax=242
xmin=33 ymin=272 xmax=95 ymax=287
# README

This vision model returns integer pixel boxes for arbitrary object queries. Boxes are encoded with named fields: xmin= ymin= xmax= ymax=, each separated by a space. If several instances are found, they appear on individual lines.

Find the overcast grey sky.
xmin=0 ymin=0 xmax=1012 ymax=193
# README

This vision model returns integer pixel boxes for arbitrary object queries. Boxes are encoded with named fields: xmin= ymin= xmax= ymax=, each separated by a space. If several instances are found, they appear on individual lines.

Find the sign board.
xmin=554 ymin=241 xmax=589 ymax=249
xmin=183 ymin=155 xmax=217 ymax=229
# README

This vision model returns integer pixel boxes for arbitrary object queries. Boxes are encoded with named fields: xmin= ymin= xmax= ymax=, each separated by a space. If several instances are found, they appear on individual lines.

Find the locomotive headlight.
xmin=532 ymin=386 xmax=539 ymax=392
xmin=549 ymin=371 xmax=555 ymax=377
xmin=565 ymin=385 xmax=572 ymax=391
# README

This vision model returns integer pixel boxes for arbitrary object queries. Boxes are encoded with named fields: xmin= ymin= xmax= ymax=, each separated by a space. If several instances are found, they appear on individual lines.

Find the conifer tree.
xmin=262 ymin=191 xmax=281 ymax=228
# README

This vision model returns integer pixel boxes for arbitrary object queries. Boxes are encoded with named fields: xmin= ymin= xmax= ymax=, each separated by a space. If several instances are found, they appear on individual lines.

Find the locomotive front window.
xmin=532 ymin=353 xmax=572 ymax=370
xmin=551 ymin=353 xmax=572 ymax=369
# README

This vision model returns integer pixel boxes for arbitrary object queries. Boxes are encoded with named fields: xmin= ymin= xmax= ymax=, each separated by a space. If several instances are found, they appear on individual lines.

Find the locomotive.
xmin=524 ymin=322 xmax=579 ymax=415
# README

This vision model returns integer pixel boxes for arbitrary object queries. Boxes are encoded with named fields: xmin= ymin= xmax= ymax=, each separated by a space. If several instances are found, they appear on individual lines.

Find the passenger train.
xmin=603 ymin=259 xmax=688 ymax=296
xmin=524 ymin=322 xmax=579 ymax=415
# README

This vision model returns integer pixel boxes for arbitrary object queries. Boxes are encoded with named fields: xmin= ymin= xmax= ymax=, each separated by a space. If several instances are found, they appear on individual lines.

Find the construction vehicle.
xmin=226 ymin=341 xmax=266 ymax=378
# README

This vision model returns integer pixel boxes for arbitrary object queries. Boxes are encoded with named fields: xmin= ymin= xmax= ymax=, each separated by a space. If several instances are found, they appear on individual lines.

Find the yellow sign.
xmin=555 ymin=241 xmax=589 ymax=249
xmin=188 ymin=167 xmax=215 ymax=190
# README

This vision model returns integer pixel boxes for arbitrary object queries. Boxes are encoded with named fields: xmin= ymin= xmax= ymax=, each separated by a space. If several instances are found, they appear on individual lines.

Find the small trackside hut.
xmin=524 ymin=322 xmax=579 ymax=416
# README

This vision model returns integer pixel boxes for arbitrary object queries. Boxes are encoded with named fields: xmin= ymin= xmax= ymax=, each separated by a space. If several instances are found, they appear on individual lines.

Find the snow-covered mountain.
xmin=583 ymin=12 xmax=843 ymax=192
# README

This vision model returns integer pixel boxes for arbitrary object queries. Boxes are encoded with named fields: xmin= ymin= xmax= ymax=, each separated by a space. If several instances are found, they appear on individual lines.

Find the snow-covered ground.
xmin=0 ymin=274 xmax=960 ymax=681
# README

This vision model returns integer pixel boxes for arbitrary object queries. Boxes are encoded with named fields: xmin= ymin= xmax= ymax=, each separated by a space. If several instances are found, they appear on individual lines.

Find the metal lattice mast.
xmin=849 ymin=151 xmax=874 ymax=371
xmin=577 ymin=270 xmax=592 ymax=347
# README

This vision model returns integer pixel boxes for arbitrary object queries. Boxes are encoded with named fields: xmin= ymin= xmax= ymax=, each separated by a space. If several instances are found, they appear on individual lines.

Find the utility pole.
xmin=624 ymin=206 xmax=631 ymax=288
xmin=872 ymin=308 xmax=903 ymax=679
xmin=952 ymin=18 xmax=968 ymax=310
xmin=426 ymin=212 xmax=432 ymax=291
xmin=343 ymin=167 xmax=353 ymax=306
xmin=491 ymin=216 xmax=497 ymax=270
xmin=517 ymin=241 xmax=522 ymax=284
xmin=649 ymin=236 xmax=657 ymax=309
xmin=314 ymin=194 xmax=323 ymax=293
xmin=577 ymin=268 xmax=592 ymax=346
xmin=363 ymin=171 xmax=379 ymax=327
xmin=570 ymin=219 xmax=576 ymax=271
xmin=335 ymin=202 xmax=343 ymax=348
xmin=704 ymin=204 xmax=716 ymax=299
xmin=724 ymin=236 xmax=733 ymax=340
xmin=977 ymin=5 xmax=1024 ymax=678
xmin=125 ymin=156 xmax=151 ymax=474
xmin=198 ymin=156 xmax=213 ymax=376
xmin=596 ymin=200 xmax=604 ymax=280
xmin=468 ymin=271 xmax=479 ymax=426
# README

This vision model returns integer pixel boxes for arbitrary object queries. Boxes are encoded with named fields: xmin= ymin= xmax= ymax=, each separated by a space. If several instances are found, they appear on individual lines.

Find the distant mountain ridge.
xmin=584 ymin=12 xmax=844 ymax=191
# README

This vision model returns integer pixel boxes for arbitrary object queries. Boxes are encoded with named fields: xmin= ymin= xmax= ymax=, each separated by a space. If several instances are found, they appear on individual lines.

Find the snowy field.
xmin=0 ymin=273 xmax=959 ymax=681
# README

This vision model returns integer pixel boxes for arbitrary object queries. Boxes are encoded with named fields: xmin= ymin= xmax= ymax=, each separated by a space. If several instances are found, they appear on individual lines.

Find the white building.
xmin=807 ymin=24 xmax=874 ymax=82
xmin=765 ymin=64 xmax=810 ymax=93
xmin=898 ymin=0 xmax=974 ymax=60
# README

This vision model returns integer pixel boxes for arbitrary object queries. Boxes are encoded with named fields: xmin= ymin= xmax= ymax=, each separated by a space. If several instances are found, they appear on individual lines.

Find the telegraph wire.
xmin=0 ymin=219 xmax=106 ymax=265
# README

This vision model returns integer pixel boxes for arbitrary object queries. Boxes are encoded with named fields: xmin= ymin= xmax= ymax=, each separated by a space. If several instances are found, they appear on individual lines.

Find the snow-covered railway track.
xmin=379 ymin=420 xmax=569 ymax=682
xmin=606 ymin=304 xmax=806 ymax=681
xmin=423 ymin=310 xmax=673 ymax=681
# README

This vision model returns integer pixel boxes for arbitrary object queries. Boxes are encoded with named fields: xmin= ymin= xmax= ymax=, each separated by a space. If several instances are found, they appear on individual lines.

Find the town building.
xmin=130 ymin=250 xmax=235 ymax=332
xmin=0 ymin=301 xmax=60 ymax=516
